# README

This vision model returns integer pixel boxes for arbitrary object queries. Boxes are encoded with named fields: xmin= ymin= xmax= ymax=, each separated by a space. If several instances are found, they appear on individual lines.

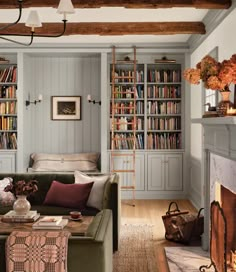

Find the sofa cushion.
xmin=74 ymin=171 xmax=109 ymax=210
xmin=44 ymin=180 xmax=94 ymax=210
xmin=31 ymin=153 xmax=100 ymax=172
xmin=0 ymin=177 xmax=15 ymax=207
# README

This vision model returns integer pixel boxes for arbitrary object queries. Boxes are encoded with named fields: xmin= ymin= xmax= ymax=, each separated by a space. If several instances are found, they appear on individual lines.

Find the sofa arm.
xmin=102 ymin=173 xmax=120 ymax=251
xmin=68 ymin=209 xmax=113 ymax=272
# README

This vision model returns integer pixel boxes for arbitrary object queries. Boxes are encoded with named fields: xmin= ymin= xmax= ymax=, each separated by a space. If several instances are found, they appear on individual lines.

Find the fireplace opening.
xmin=201 ymin=185 xmax=236 ymax=271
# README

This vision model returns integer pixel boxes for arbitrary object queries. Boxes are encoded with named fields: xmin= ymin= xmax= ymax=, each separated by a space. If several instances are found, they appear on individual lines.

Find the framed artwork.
xmin=51 ymin=96 xmax=81 ymax=120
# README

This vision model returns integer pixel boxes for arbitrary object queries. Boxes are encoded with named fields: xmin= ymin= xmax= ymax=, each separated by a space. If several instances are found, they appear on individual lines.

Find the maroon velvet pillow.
xmin=43 ymin=180 xmax=94 ymax=210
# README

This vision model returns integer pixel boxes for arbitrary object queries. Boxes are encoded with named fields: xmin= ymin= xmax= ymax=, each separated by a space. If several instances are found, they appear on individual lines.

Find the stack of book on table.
xmin=2 ymin=210 xmax=40 ymax=223
xmin=32 ymin=216 xmax=68 ymax=229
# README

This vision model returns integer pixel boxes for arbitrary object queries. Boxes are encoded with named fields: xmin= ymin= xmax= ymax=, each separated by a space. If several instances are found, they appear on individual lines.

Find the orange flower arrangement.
xmin=183 ymin=54 xmax=236 ymax=91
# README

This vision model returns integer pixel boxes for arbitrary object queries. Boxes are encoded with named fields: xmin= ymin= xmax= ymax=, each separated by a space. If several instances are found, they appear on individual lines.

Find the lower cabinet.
xmin=0 ymin=152 xmax=16 ymax=173
xmin=147 ymin=153 xmax=183 ymax=191
xmin=109 ymin=152 xmax=183 ymax=197
xmin=110 ymin=152 xmax=145 ymax=191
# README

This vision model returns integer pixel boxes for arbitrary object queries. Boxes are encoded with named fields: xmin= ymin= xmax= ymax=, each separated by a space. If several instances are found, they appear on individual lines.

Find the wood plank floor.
xmin=121 ymin=199 xmax=198 ymax=272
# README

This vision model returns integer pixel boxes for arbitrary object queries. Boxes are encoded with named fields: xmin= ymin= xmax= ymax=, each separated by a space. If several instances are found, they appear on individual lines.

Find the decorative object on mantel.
xmin=184 ymin=54 xmax=236 ymax=117
xmin=202 ymin=103 xmax=218 ymax=118
xmin=4 ymin=180 xmax=38 ymax=215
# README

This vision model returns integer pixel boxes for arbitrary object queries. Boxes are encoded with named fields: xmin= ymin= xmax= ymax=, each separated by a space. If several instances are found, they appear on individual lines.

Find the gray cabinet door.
xmin=147 ymin=154 xmax=165 ymax=190
xmin=0 ymin=153 xmax=16 ymax=173
xmin=147 ymin=153 xmax=182 ymax=191
xmin=110 ymin=152 xmax=145 ymax=191
xmin=165 ymin=154 xmax=183 ymax=191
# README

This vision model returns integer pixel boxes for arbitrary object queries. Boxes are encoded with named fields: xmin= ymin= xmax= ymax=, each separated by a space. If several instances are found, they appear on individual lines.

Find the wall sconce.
xmin=25 ymin=94 xmax=43 ymax=107
xmin=87 ymin=94 xmax=101 ymax=105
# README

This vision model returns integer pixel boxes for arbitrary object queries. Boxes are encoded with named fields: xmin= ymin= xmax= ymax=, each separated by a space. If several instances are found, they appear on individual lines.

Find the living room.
xmin=0 ymin=0 xmax=236 ymax=271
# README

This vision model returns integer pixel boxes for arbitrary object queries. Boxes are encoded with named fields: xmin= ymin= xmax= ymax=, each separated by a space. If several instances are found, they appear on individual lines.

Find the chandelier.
xmin=0 ymin=0 xmax=75 ymax=46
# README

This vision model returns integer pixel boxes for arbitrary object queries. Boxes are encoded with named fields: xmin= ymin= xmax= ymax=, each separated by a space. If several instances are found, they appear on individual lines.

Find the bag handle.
xmin=166 ymin=201 xmax=180 ymax=215
xmin=197 ymin=208 xmax=204 ymax=219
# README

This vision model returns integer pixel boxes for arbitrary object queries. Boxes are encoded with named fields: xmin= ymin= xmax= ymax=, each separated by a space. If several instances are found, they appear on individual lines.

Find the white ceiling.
xmin=0 ymin=7 xmax=210 ymax=45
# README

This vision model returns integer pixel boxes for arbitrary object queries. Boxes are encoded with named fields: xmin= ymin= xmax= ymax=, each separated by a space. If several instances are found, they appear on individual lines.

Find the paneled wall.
xmin=22 ymin=54 xmax=101 ymax=171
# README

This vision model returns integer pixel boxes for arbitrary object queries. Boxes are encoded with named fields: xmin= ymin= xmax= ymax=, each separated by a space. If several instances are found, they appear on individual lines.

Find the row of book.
xmin=0 ymin=116 xmax=17 ymax=130
xmin=0 ymin=85 xmax=17 ymax=98
xmin=110 ymin=117 xmax=144 ymax=131
xmin=0 ymin=101 xmax=17 ymax=114
xmin=111 ymin=133 xmax=144 ymax=150
xmin=147 ymin=101 xmax=181 ymax=115
xmin=0 ymin=132 xmax=17 ymax=149
xmin=112 ymin=70 xmax=144 ymax=83
xmin=147 ymin=85 xmax=181 ymax=99
xmin=112 ymin=85 xmax=144 ymax=99
xmin=0 ymin=66 xmax=17 ymax=83
xmin=147 ymin=117 xmax=181 ymax=131
xmin=111 ymin=101 xmax=144 ymax=114
xmin=147 ymin=69 xmax=181 ymax=83
xmin=147 ymin=132 xmax=181 ymax=149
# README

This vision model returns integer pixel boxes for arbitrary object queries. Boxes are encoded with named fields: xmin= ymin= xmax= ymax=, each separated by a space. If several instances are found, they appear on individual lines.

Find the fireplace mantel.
xmin=192 ymin=117 xmax=236 ymax=160
xmin=192 ymin=116 xmax=236 ymax=125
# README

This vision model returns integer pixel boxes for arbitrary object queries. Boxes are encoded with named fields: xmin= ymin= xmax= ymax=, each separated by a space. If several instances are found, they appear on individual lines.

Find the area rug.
xmin=165 ymin=247 xmax=214 ymax=272
xmin=113 ymin=224 xmax=157 ymax=272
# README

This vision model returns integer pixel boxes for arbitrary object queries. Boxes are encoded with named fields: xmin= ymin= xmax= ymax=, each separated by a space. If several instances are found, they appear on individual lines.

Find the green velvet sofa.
xmin=0 ymin=172 xmax=120 ymax=252
xmin=0 ymin=209 xmax=113 ymax=272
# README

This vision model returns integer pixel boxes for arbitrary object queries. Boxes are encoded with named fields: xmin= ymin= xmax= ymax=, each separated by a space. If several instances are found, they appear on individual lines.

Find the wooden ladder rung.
xmin=113 ymin=91 xmax=135 ymax=94
xmin=111 ymin=121 xmax=135 ymax=125
xmin=111 ymin=153 xmax=135 ymax=157
xmin=111 ymin=137 xmax=136 ymax=140
xmin=111 ymin=169 xmax=135 ymax=173
xmin=121 ymin=186 xmax=135 ymax=189
xmin=113 ymin=76 xmax=135 ymax=80
xmin=111 ymin=106 xmax=135 ymax=110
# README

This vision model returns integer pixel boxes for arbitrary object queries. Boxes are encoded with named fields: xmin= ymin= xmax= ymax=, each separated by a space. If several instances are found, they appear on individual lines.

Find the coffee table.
xmin=0 ymin=215 xmax=94 ymax=236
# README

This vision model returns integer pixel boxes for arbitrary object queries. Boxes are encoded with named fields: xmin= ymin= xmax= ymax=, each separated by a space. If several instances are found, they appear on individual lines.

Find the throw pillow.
xmin=43 ymin=180 xmax=94 ymax=210
xmin=74 ymin=171 xmax=109 ymax=210
xmin=0 ymin=177 xmax=15 ymax=206
xmin=31 ymin=153 xmax=100 ymax=172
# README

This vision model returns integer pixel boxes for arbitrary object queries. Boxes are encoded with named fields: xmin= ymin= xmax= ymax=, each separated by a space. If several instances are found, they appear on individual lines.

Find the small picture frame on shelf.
xmin=51 ymin=96 xmax=81 ymax=120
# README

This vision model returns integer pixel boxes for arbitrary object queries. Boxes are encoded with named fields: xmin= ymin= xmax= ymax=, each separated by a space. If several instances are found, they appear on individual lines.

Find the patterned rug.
xmin=113 ymin=224 xmax=157 ymax=272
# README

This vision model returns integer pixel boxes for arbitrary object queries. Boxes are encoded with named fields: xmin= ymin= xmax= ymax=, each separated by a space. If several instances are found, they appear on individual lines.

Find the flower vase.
xmin=216 ymin=91 xmax=234 ymax=117
xmin=13 ymin=195 xmax=31 ymax=215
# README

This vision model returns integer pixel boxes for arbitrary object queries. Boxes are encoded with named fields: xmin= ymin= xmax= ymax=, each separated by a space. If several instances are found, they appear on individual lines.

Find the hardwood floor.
xmin=121 ymin=199 xmax=198 ymax=272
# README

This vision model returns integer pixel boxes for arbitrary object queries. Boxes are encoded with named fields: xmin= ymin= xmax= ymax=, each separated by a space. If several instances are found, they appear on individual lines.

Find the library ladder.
xmin=110 ymin=46 xmax=137 ymax=206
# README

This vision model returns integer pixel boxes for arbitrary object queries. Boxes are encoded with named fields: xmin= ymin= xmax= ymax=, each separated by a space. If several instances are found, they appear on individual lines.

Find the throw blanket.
xmin=6 ymin=231 xmax=71 ymax=272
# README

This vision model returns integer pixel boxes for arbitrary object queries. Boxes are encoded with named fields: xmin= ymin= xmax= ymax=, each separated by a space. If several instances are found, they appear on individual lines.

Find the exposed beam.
xmin=0 ymin=22 xmax=206 ymax=36
xmin=0 ymin=0 xmax=231 ymax=9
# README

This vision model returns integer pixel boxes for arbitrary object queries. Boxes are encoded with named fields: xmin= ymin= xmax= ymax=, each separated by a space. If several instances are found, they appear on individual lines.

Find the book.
xmin=1 ymin=213 xmax=40 ymax=223
xmin=32 ymin=219 xmax=68 ymax=230
xmin=37 ymin=216 xmax=63 ymax=226
xmin=3 ymin=210 xmax=37 ymax=219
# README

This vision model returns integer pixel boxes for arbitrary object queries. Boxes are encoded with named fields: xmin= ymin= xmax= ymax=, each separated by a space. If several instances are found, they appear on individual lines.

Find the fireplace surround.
xmin=192 ymin=117 xmax=236 ymax=271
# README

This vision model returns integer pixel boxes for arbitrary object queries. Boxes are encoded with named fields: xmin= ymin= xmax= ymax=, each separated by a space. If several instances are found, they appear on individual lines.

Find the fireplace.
xmin=203 ymin=153 xmax=236 ymax=271
xmin=192 ymin=117 xmax=236 ymax=271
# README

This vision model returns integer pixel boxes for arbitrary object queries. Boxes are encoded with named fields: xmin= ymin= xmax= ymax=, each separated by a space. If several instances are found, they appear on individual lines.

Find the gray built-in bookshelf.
xmin=109 ymin=62 xmax=182 ymax=150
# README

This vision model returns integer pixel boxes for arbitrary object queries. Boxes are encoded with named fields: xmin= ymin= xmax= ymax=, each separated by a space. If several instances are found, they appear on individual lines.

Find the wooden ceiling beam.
xmin=0 ymin=0 xmax=231 ymax=9
xmin=0 ymin=22 xmax=206 ymax=35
